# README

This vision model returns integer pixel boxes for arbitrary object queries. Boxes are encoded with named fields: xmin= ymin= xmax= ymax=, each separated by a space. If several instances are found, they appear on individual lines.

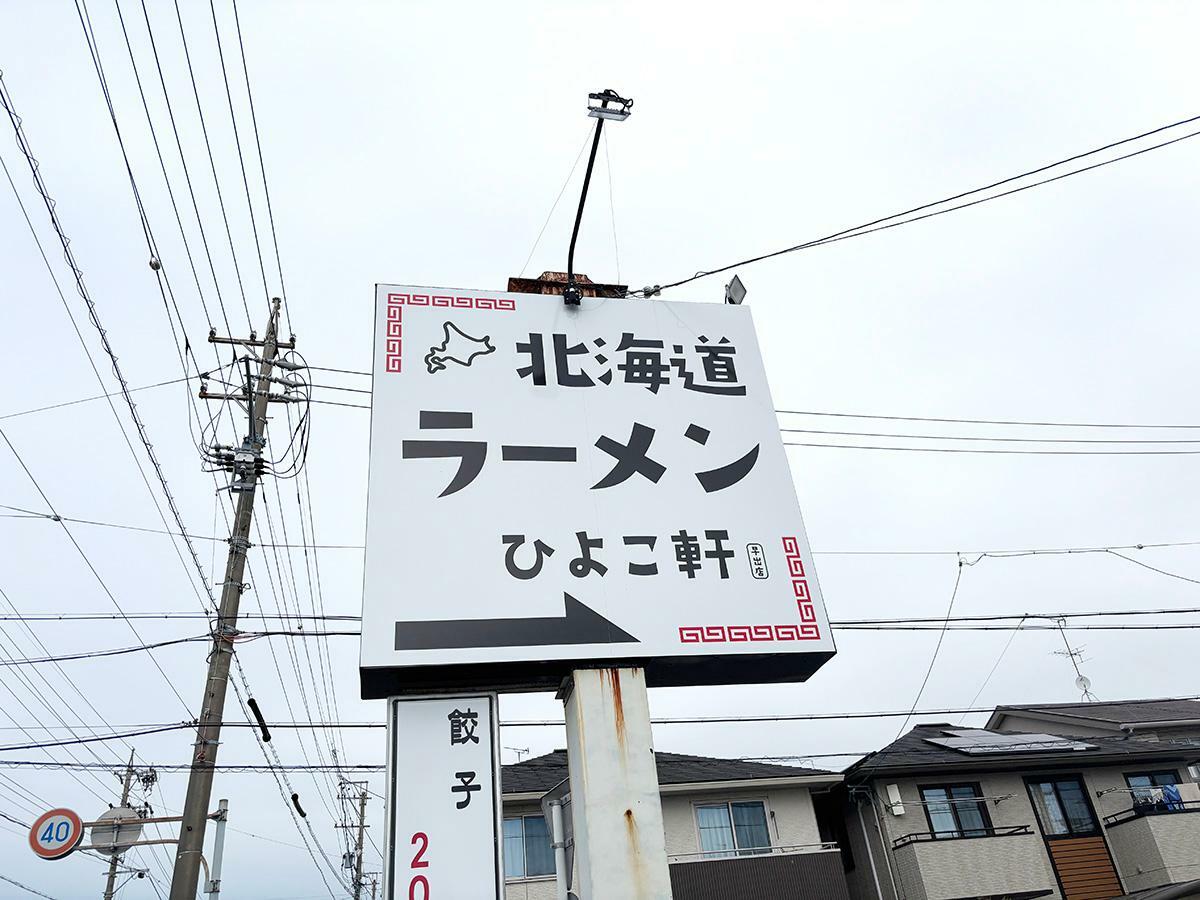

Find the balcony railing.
xmin=668 ymin=842 xmax=839 ymax=864
xmin=892 ymin=824 xmax=1034 ymax=849
xmin=1104 ymin=799 xmax=1200 ymax=828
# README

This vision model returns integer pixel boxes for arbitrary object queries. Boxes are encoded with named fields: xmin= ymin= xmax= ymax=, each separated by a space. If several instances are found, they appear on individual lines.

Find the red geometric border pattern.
xmin=676 ymin=536 xmax=821 ymax=644
xmin=383 ymin=292 xmax=517 ymax=374
xmin=783 ymin=536 xmax=820 ymax=636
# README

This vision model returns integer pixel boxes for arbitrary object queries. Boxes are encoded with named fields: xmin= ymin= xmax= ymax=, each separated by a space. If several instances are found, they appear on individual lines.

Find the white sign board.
xmin=385 ymin=695 xmax=502 ymax=900
xmin=361 ymin=285 xmax=834 ymax=695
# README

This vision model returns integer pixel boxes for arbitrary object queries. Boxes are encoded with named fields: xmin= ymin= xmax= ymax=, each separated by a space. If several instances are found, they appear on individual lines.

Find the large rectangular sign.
xmin=360 ymin=285 xmax=834 ymax=696
xmin=385 ymin=695 xmax=502 ymax=900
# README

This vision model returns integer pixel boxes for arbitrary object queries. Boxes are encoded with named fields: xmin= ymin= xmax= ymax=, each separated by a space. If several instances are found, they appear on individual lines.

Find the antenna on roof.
xmin=1053 ymin=618 xmax=1098 ymax=702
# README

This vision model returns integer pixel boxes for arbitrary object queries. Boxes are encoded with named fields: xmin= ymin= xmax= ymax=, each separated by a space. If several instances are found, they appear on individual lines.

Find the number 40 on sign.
xmin=28 ymin=808 xmax=84 ymax=860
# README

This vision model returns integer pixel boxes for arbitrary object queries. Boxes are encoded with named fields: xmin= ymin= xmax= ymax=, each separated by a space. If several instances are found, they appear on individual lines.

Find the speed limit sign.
xmin=28 ymin=809 xmax=84 ymax=860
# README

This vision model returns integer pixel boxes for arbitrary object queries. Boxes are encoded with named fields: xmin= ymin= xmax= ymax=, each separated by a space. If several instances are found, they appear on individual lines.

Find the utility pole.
xmin=353 ymin=789 xmax=367 ymax=900
xmin=336 ymin=782 xmax=370 ymax=900
xmin=170 ymin=299 xmax=293 ymax=900
xmin=102 ymin=749 xmax=137 ymax=900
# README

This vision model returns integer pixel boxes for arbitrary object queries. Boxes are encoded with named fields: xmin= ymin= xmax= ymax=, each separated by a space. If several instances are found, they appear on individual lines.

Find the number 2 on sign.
xmin=408 ymin=832 xmax=429 ymax=899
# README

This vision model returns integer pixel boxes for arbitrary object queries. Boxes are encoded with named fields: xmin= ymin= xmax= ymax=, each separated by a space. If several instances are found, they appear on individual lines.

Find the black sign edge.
xmin=360 ymin=651 xmax=836 ymax=700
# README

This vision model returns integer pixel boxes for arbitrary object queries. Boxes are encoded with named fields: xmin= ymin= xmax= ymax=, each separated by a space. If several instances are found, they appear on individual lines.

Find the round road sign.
xmin=89 ymin=806 xmax=144 ymax=856
xmin=28 ymin=808 xmax=84 ymax=860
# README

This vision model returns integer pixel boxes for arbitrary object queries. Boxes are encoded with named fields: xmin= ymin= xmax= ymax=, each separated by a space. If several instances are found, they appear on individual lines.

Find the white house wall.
xmin=502 ymin=783 xmax=827 ymax=899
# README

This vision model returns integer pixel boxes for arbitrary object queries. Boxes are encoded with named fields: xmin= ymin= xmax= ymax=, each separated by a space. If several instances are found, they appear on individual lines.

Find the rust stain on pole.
xmin=605 ymin=667 xmax=627 ymax=749
xmin=625 ymin=806 xmax=650 ymax=895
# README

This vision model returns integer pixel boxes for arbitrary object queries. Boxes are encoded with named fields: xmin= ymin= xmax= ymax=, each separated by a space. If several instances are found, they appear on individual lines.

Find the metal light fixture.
xmin=564 ymin=89 xmax=634 ymax=306
xmin=724 ymin=274 xmax=747 ymax=305
xmin=587 ymin=91 xmax=633 ymax=121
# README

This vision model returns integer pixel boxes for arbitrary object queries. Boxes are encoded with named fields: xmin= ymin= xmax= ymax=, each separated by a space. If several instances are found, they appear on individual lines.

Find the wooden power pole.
xmin=170 ymin=299 xmax=293 ymax=899
xmin=353 ymin=789 xmax=368 ymax=900
xmin=102 ymin=749 xmax=137 ymax=900
xmin=336 ymin=782 xmax=370 ymax=900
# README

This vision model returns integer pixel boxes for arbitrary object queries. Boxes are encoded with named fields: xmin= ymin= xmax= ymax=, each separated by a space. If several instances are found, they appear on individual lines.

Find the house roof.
xmin=1118 ymin=879 xmax=1200 ymax=899
xmin=501 ymin=749 xmax=834 ymax=796
xmin=987 ymin=698 xmax=1200 ymax=732
xmin=844 ymin=723 xmax=1200 ymax=781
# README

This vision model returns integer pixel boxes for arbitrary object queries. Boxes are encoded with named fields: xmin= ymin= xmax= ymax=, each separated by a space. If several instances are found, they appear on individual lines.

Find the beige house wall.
xmin=660 ymin=785 xmax=824 ymax=857
xmin=866 ymin=772 xmax=1061 ymax=900
xmin=503 ymin=784 xmax=827 ymax=898
xmin=847 ymin=761 xmax=1200 ymax=900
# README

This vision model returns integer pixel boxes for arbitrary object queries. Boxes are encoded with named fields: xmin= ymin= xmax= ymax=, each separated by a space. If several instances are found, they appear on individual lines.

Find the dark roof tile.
xmin=845 ymin=723 xmax=1200 ymax=780
xmin=997 ymin=698 xmax=1200 ymax=726
xmin=501 ymin=750 xmax=832 ymax=795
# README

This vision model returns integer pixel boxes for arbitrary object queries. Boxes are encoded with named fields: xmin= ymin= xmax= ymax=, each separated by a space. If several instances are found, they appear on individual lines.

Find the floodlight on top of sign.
xmin=360 ymin=284 xmax=835 ymax=697
xmin=724 ymin=275 xmax=747 ymax=306
xmin=587 ymin=90 xmax=632 ymax=121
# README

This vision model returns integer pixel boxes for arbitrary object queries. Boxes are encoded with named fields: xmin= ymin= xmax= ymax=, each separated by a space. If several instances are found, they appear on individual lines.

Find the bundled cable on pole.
xmin=246 ymin=697 xmax=271 ymax=742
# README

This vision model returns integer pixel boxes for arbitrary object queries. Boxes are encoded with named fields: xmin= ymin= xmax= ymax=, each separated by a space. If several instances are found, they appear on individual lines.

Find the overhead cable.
xmin=776 ymin=408 xmax=1200 ymax=430
xmin=0 ymin=428 xmax=195 ymax=715
xmin=0 ymin=70 xmax=216 ymax=612
xmin=8 ymin=504 xmax=1200 ymax=558
xmin=230 ymin=0 xmax=292 ymax=332
xmin=4 ymin=696 xmax=1198 ymax=744
xmin=778 ymin=427 xmax=1200 ymax=445
xmin=784 ymin=441 xmax=1200 ymax=455
xmin=638 ymin=113 xmax=1200 ymax=294
xmin=5 ymin=603 xmax=1200 ymax=626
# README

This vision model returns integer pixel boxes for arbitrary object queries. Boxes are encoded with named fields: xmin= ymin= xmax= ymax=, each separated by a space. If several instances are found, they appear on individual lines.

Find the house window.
xmin=1026 ymin=776 xmax=1099 ymax=837
xmin=1125 ymin=770 xmax=1180 ymax=805
xmin=502 ymin=815 xmax=554 ymax=880
xmin=918 ymin=784 xmax=991 ymax=839
xmin=695 ymin=801 xmax=771 ymax=858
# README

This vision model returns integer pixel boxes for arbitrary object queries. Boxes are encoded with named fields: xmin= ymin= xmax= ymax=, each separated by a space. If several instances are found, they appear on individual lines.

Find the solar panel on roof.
xmin=924 ymin=730 xmax=1095 ymax=755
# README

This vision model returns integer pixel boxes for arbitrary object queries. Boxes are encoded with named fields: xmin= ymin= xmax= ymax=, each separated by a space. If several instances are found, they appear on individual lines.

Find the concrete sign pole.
xmin=563 ymin=667 xmax=672 ymax=900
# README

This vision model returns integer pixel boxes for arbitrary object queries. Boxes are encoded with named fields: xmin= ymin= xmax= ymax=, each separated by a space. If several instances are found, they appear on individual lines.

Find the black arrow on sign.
xmin=394 ymin=593 xmax=637 ymax=651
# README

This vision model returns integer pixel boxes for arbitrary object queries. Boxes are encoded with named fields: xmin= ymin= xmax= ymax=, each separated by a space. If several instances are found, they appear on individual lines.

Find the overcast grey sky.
xmin=2 ymin=0 xmax=1199 ymax=896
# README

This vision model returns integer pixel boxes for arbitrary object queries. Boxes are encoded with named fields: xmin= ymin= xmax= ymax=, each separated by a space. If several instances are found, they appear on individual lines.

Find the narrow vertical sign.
xmin=386 ymin=694 xmax=502 ymax=899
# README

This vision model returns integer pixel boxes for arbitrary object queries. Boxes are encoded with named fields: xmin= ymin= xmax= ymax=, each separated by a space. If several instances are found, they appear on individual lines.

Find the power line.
xmin=0 ymin=723 xmax=193 ymax=753
xmin=783 ymin=440 xmax=1200 ymax=455
xmin=105 ymin=3 xmax=338 ymax=861
xmin=639 ymin=113 xmax=1200 ymax=294
xmin=5 ymin=602 xmax=1200 ymax=626
xmin=0 ymin=873 xmax=61 ymax=900
xmin=170 ymin=0 xmax=254 ymax=326
xmin=207 ymin=0 xmax=274 ymax=314
xmin=0 ymin=428 xmax=195 ymax=715
xmin=0 ymin=68 xmax=216 ymax=613
xmin=891 ymin=557 xmax=961 ymax=739
xmin=1 ymin=616 xmax=1197 ymax=670
xmin=23 ymin=365 xmax=1200 ymax=439
xmin=16 ymin=615 xmax=1200 ymax=669
xmin=230 ymin=0 xmax=292 ymax=334
xmin=305 ymin=366 xmax=370 ymax=377
xmin=778 ymin=427 xmax=1200 ymax=445
xmin=0 ymin=635 xmax=209 ymax=667
xmin=775 ymin=408 xmax=1200 ymax=430
xmin=10 ymin=504 xmax=1200 ymax=558
xmin=4 ymin=696 xmax=1198 ymax=743
xmin=0 ymin=377 xmax=193 ymax=421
